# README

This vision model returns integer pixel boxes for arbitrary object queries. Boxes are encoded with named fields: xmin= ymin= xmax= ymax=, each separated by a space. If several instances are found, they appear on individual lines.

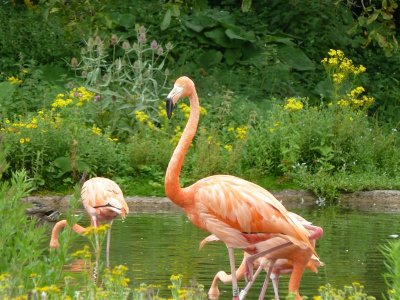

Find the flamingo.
xmin=164 ymin=76 xmax=318 ymax=299
xmin=49 ymin=177 xmax=129 ymax=268
xmin=200 ymin=213 xmax=323 ymax=299
xmin=205 ymin=249 xmax=322 ymax=300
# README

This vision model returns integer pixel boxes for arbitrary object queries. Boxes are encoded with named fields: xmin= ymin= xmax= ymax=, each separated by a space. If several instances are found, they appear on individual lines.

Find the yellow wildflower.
xmin=337 ymin=99 xmax=349 ymax=107
xmin=83 ymin=224 xmax=110 ymax=236
xmin=72 ymin=245 xmax=92 ymax=259
xmin=224 ymin=144 xmax=233 ymax=151
xmin=332 ymin=73 xmax=345 ymax=84
xmin=0 ymin=273 xmax=10 ymax=281
xmin=51 ymin=97 xmax=73 ymax=109
xmin=92 ymin=125 xmax=102 ymax=135
xmin=135 ymin=111 xmax=149 ymax=123
xmin=7 ymin=76 xmax=23 ymax=85
xmin=158 ymin=105 xmax=168 ymax=119
xmin=235 ymin=125 xmax=248 ymax=140
xmin=284 ymin=97 xmax=304 ymax=111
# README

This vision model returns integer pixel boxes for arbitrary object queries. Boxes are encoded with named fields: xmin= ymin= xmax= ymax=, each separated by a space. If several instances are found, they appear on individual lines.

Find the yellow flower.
xmin=332 ymin=73 xmax=345 ymax=84
xmin=235 ymin=125 xmax=248 ymax=140
xmin=170 ymin=274 xmax=182 ymax=281
xmin=92 ymin=125 xmax=102 ymax=135
xmin=158 ymin=105 xmax=168 ymax=119
xmin=51 ymin=97 xmax=73 ymax=109
xmin=7 ymin=76 xmax=23 ymax=85
xmin=83 ymin=224 xmax=110 ymax=236
xmin=20 ymin=138 xmax=25 ymax=144
xmin=0 ymin=273 xmax=10 ymax=281
xmin=72 ymin=245 xmax=92 ymax=259
xmin=337 ymin=99 xmax=349 ymax=107
xmin=135 ymin=111 xmax=149 ymax=123
xmin=284 ymin=97 xmax=304 ymax=111
xmin=224 ymin=144 xmax=233 ymax=151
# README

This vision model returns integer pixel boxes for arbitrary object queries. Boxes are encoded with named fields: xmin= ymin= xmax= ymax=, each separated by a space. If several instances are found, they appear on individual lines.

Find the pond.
xmin=72 ymin=208 xmax=399 ymax=299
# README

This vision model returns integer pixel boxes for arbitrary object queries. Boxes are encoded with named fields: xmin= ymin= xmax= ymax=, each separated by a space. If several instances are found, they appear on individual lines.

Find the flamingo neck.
xmin=165 ymin=90 xmax=199 ymax=206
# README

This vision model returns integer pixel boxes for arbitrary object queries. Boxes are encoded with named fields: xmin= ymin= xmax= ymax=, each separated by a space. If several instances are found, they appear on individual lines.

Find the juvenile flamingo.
xmin=164 ymin=76 xmax=318 ymax=299
xmin=49 ymin=177 xmax=129 ymax=267
xmin=200 ymin=213 xmax=323 ymax=299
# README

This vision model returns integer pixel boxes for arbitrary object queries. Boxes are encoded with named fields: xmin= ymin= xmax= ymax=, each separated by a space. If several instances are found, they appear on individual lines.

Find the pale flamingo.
xmin=200 ymin=213 xmax=323 ymax=299
xmin=49 ymin=177 xmax=129 ymax=268
xmin=164 ymin=76 xmax=318 ymax=299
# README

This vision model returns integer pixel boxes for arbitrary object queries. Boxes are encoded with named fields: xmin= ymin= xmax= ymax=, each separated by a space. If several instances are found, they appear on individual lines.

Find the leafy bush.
xmin=0 ymin=86 xmax=128 ymax=191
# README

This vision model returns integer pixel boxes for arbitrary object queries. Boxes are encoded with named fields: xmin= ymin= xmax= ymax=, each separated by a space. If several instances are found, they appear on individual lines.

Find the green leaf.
xmin=224 ymin=49 xmax=242 ymax=65
xmin=161 ymin=9 xmax=172 ymax=31
xmin=117 ymin=13 xmax=136 ymax=29
xmin=204 ymin=28 xmax=235 ymax=48
xmin=0 ymin=82 xmax=16 ymax=103
xmin=277 ymin=46 xmax=315 ymax=71
xmin=225 ymin=26 xmax=255 ymax=41
xmin=53 ymin=157 xmax=72 ymax=173
xmin=241 ymin=0 xmax=252 ymax=12
xmin=197 ymin=49 xmax=223 ymax=67
xmin=183 ymin=14 xmax=218 ymax=32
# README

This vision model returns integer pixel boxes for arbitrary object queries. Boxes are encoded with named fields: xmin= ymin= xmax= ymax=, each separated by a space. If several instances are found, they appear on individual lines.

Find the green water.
xmin=73 ymin=208 xmax=400 ymax=299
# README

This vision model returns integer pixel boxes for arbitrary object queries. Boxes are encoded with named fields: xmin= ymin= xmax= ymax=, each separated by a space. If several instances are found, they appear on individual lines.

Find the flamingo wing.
xmin=189 ymin=175 xmax=315 ymax=253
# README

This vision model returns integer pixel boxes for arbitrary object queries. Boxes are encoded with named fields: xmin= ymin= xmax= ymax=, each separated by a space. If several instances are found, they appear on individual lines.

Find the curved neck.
xmin=165 ymin=90 xmax=199 ymax=205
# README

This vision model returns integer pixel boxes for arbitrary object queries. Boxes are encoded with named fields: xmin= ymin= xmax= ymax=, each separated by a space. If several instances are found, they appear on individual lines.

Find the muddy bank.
xmin=23 ymin=190 xmax=400 ymax=219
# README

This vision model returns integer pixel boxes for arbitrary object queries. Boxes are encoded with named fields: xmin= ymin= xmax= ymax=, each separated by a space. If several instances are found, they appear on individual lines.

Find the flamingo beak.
xmin=166 ymin=97 xmax=174 ymax=119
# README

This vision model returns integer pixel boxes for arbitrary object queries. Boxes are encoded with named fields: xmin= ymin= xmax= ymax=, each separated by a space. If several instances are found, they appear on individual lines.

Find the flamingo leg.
xmin=228 ymin=247 xmax=240 ymax=300
xmin=270 ymin=272 xmax=280 ymax=300
xmin=246 ymin=242 xmax=291 ymax=281
xmin=91 ymin=216 xmax=100 ymax=284
xmin=258 ymin=262 xmax=274 ymax=300
xmin=239 ymin=261 xmax=265 ymax=300
xmin=106 ymin=220 xmax=113 ymax=268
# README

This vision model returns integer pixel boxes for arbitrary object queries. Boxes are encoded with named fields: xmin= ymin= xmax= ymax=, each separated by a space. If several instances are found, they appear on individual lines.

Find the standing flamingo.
xmin=200 ymin=213 xmax=323 ymax=299
xmin=49 ymin=177 xmax=129 ymax=268
xmin=164 ymin=76 xmax=318 ymax=299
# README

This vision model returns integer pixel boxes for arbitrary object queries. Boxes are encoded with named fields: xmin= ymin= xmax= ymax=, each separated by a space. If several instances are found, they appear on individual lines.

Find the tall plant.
xmin=72 ymin=25 xmax=173 ymax=139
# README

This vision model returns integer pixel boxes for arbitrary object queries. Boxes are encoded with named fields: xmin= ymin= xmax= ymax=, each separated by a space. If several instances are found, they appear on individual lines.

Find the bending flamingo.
xmin=164 ymin=76 xmax=318 ymax=299
xmin=49 ymin=177 xmax=129 ymax=267
xmin=200 ymin=213 xmax=323 ymax=299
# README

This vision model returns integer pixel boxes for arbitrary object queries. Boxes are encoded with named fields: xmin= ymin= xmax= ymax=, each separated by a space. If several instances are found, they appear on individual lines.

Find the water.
xmin=72 ymin=208 xmax=400 ymax=299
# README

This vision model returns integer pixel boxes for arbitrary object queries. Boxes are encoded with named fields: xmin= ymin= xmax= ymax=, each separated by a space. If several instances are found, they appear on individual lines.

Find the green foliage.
xmin=0 ymin=87 xmax=128 ymax=191
xmin=381 ymin=240 xmax=400 ymax=299
xmin=316 ymin=282 xmax=376 ymax=299
xmin=0 ymin=4 xmax=80 ymax=72
xmin=73 ymin=26 xmax=172 ymax=140
xmin=349 ymin=0 xmax=399 ymax=56
xmin=0 ymin=168 xmax=43 ymax=291
xmin=0 ymin=60 xmax=64 ymax=117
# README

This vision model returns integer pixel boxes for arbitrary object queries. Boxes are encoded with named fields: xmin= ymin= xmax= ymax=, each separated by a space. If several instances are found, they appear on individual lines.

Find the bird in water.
xmin=164 ymin=76 xmax=319 ymax=299
xmin=200 ymin=213 xmax=324 ymax=300
xmin=49 ymin=177 xmax=129 ymax=268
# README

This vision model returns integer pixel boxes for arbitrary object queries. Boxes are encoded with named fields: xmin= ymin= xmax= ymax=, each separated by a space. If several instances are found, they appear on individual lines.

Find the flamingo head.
xmin=166 ymin=76 xmax=194 ymax=119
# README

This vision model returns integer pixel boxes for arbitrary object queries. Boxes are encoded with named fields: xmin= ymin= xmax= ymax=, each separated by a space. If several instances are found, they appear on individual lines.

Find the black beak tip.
xmin=166 ymin=98 xmax=174 ymax=119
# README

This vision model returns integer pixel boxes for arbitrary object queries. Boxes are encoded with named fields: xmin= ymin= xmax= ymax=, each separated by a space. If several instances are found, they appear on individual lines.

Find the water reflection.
xmin=72 ymin=208 xmax=399 ymax=299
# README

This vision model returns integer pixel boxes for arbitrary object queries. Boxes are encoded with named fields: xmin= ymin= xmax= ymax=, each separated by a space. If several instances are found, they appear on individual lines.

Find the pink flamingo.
xmin=200 ymin=213 xmax=323 ymax=299
xmin=49 ymin=177 xmax=129 ymax=267
xmin=164 ymin=76 xmax=319 ymax=299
